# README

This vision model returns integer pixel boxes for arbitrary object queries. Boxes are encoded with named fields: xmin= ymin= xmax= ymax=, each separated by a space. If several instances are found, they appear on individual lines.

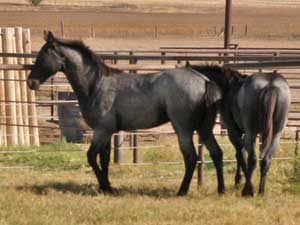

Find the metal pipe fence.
xmin=1 ymin=42 xmax=300 ymax=187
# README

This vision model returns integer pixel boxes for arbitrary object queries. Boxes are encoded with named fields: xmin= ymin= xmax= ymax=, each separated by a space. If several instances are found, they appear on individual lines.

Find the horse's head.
xmin=222 ymin=67 xmax=246 ymax=88
xmin=27 ymin=31 xmax=64 ymax=90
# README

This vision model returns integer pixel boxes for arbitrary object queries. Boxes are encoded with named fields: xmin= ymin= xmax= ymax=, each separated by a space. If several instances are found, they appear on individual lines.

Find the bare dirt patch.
xmin=1 ymin=3 xmax=300 ymax=41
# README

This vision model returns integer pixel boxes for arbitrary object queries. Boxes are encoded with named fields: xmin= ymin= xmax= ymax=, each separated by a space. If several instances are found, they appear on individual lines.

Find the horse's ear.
xmin=223 ymin=67 xmax=235 ymax=84
xmin=43 ymin=30 xmax=55 ymax=43
xmin=223 ymin=67 xmax=231 ymax=76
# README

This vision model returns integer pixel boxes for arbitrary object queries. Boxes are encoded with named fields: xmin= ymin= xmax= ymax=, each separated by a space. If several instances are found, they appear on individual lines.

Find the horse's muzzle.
xmin=27 ymin=78 xmax=40 ymax=90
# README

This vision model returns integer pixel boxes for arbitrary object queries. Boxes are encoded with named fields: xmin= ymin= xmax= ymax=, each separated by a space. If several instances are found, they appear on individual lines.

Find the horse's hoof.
xmin=177 ymin=190 xmax=188 ymax=197
xmin=234 ymin=178 xmax=242 ymax=189
xmin=235 ymin=174 xmax=242 ymax=184
xmin=99 ymin=186 xmax=120 ymax=195
xmin=234 ymin=182 xmax=241 ymax=190
xmin=258 ymin=190 xmax=265 ymax=197
xmin=241 ymin=186 xmax=254 ymax=197
xmin=218 ymin=188 xmax=226 ymax=195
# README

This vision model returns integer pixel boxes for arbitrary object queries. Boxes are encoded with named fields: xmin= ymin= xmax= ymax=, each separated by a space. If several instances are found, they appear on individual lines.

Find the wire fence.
xmin=1 ymin=29 xmax=300 ymax=187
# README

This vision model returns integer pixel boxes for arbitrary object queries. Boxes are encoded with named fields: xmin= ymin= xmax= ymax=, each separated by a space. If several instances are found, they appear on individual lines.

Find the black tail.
xmin=259 ymin=86 xmax=279 ymax=158
xmin=205 ymin=81 xmax=222 ymax=106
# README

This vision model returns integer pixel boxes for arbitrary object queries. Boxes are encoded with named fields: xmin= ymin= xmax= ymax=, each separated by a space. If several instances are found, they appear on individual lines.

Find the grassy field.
xmin=0 ymin=137 xmax=300 ymax=225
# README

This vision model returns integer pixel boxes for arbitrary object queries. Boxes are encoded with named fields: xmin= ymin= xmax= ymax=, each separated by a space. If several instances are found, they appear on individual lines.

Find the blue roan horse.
xmin=27 ymin=31 xmax=225 ymax=196
xmin=190 ymin=64 xmax=291 ymax=196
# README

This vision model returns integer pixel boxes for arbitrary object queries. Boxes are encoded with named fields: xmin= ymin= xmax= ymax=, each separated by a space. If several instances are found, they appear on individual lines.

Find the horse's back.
xmin=159 ymin=68 xmax=208 ymax=106
xmin=102 ymin=68 xmax=209 ymax=131
xmin=158 ymin=68 xmax=215 ymax=131
xmin=241 ymin=72 xmax=290 ymax=104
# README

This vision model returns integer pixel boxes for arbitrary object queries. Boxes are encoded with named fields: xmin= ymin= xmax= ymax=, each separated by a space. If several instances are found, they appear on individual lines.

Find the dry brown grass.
xmin=0 ymin=161 xmax=300 ymax=225
xmin=1 ymin=2 xmax=300 ymax=40
xmin=0 ymin=137 xmax=300 ymax=225
xmin=0 ymin=3 xmax=300 ymax=223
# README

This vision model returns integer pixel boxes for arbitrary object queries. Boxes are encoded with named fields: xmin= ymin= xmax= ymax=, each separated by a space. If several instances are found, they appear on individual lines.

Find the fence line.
xmin=0 ymin=27 xmax=39 ymax=146
xmin=1 ymin=30 xmax=300 ymax=187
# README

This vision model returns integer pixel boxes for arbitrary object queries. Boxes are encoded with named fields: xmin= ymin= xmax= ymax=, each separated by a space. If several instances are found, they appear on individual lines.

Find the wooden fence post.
xmin=154 ymin=25 xmax=158 ymax=39
xmin=50 ymin=77 xmax=55 ymax=121
xmin=129 ymin=51 xmax=139 ymax=163
xmin=161 ymin=52 xmax=166 ymax=65
xmin=113 ymin=51 xmax=118 ymax=64
xmin=214 ymin=26 xmax=217 ymax=36
xmin=23 ymin=28 xmax=39 ymax=146
xmin=197 ymin=136 xmax=204 ymax=187
xmin=0 ymin=28 xmax=7 ymax=146
xmin=60 ymin=20 xmax=64 ymax=37
xmin=130 ymin=131 xmax=138 ymax=164
xmin=294 ymin=130 xmax=299 ymax=175
xmin=15 ymin=27 xmax=30 ymax=145
xmin=2 ymin=28 xmax=18 ymax=145
xmin=12 ymin=29 xmax=25 ymax=145
xmin=91 ymin=24 xmax=95 ymax=39
xmin=113 ymin=132 xmax=123 ymax=164
xmin=295 ymin=131 xmax=299 ymax=157
xmin=112 ymin=50 xmax=123 ymax=163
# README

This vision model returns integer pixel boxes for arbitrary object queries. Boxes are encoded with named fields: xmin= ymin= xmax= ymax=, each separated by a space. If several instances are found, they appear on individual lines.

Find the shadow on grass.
xmin=15 ymin=182 xmax=177 ymax=198
xmin=16 ymin=182 xmax=99 ymax=196
xmin=118 ymin=185 xmax=176 ymax=198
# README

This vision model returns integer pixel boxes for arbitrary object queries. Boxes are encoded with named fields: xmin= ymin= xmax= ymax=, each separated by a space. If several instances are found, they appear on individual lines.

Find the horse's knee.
xmin=189 ymin=152 xmax=198 ymax=165
xmin=249 ymin=153 xmax=257 ymax=169
xmin=260 ymin=157 xmax=271 ymax=176
xmin=201 ymin=135 xmax=223 ymax=163
xmin=178 ymin=139 xmax=197 ymax=165
xmin=182 ymin=149 xmax=197 ymax=166
xmin=212 ymin=149 xmax=223 ymax=159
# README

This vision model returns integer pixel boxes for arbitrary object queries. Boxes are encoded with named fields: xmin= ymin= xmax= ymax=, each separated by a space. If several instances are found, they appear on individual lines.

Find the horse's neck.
xmin=59 ymin=46 xmax=100 ymax=100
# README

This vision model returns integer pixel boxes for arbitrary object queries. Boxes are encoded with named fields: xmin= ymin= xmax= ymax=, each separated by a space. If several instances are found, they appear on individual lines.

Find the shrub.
xmin=29 ymin=0 xmax=42 ymax=6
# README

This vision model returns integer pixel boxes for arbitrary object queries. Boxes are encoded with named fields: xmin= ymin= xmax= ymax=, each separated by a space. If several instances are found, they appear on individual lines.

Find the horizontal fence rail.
xmin=1 ymin=41 xmax=300 ymax=187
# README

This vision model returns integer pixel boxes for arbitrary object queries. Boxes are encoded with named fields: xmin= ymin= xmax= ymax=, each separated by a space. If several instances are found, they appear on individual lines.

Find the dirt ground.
xmin=1 ymin=3 xmax=300 ymax=48
xmin=1 ymin=2 xmax=300 ymax=143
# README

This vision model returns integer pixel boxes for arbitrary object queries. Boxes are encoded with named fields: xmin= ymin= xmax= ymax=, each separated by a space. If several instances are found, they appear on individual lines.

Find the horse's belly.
xmin=118 ymin=106 xmax=169 ymax=131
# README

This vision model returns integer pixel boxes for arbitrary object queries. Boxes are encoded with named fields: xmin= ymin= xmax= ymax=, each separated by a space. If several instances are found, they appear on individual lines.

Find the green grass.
xmin=0 ymin=137 xmax=300 ymax=225
xmin=28 ymin=0 xmax=42 ymax=6
xmin=0 ymin=140 xmax=85 ymax=170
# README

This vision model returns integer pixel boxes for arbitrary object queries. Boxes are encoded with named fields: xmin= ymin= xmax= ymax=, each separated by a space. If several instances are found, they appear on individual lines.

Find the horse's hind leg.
xmin=198 ymin=128 xmax=225 ymax=194
xmin=259 ymin=133 xmax=280 ymax=195
xmin=241 ymin=133 xmax=257 ymax=196
xmin=175 ymin=130 xmax=198 ymax=196
xmin=196 ymin=106 xmax=225 ymax=194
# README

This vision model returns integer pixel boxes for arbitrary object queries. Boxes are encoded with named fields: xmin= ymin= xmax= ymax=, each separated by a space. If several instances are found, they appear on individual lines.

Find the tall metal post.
xmin=224 ymin=0 xmax=232 ymax=49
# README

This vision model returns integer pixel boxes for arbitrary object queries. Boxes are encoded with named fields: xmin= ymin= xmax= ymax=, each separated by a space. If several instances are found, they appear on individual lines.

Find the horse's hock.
xmin=57 ymin=92 xmax=90 ymax=143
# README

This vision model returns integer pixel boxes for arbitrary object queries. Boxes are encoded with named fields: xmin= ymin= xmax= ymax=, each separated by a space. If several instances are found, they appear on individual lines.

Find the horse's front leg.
xmin=99 ymin=140 xmax=117 ymax=193
xmin=87 ymin=129 xmax=113 ymax=194
xmin=241 ymin=133 xmax=257 ymax=196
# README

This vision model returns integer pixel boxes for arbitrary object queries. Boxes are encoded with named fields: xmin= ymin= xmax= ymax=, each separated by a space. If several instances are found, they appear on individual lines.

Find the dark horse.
xmin=27 ymin=31 xmax=225 ymax=196
xmin=190 ymin=64 xmax=291 ymax=196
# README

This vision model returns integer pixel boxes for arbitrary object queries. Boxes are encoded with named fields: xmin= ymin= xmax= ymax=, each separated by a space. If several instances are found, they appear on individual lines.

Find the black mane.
xmin=188 ymin=64 xmax=247 ymax=90
xmin=55 ymin=37 xmax=122 ymax=76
